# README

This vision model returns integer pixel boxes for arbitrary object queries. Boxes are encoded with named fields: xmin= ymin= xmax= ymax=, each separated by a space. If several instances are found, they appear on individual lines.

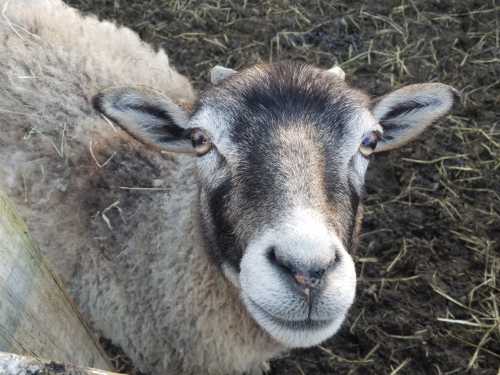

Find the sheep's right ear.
xmin=92 ymin=87 xmax=195 ymax=154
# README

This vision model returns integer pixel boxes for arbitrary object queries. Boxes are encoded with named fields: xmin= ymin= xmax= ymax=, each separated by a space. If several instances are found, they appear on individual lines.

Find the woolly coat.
xmin=0 ymin=0 xmax=283 ymax=373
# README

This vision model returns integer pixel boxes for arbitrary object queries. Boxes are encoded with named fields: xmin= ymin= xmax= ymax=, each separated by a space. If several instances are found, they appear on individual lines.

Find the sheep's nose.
xmin=267 ymin=246 xmax=332 ymax=299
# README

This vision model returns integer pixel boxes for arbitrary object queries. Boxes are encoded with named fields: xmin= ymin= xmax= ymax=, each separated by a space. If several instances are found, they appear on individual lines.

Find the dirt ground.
xmin=64 ymin=0 xmax=499 ymax=374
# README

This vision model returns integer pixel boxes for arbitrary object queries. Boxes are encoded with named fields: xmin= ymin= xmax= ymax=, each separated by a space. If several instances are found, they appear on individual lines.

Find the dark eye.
xmin=359 ymin=131 xmax=382 ymax=157
xmin=190 ymin=128 xmax=212 ymax=156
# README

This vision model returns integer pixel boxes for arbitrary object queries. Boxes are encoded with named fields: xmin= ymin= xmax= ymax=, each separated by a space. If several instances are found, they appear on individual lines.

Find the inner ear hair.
xmin=378 ymin=99 xmax=432 ymax=124
xmin=92 ymin=86 xmax=196 ymax=154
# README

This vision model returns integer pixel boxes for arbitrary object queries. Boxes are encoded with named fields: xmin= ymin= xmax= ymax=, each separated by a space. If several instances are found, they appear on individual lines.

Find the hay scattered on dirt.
xmin=65 ymin=1 xmax=500 ymax=374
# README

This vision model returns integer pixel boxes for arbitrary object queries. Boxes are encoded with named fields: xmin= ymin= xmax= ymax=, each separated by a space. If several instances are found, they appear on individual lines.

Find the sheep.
xmin=0 ymin=0 xmax=458 ymax=374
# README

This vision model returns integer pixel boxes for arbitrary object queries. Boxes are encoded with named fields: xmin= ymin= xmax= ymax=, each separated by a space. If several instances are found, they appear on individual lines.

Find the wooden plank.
xmin=0 ymin=190 xmax=111 ymax=370
xmin=0 ymin=352 xmax=123 ymax=375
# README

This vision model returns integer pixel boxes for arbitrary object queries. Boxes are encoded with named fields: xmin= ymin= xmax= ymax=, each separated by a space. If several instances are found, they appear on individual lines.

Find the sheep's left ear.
xmin=372 ymin=83 xmax=458 ymax=153
xmin=210 ymin=65 xmax=237 ymax=85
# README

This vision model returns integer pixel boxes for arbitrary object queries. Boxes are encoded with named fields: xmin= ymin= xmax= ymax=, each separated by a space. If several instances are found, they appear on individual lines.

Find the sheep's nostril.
xmin=267 ymin=246 xmax=277 ymax=264
xmin=293 ymin=270 xmax=323 ymax=290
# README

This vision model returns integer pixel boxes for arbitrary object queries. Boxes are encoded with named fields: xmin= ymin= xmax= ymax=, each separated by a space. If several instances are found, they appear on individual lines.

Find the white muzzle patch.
xmin=239 ymin=208 xmax=356 ymax=347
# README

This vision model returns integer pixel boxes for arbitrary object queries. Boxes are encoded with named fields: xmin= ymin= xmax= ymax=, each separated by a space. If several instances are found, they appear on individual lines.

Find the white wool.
xmin=0 ymin=0 xmax=281 ymax=374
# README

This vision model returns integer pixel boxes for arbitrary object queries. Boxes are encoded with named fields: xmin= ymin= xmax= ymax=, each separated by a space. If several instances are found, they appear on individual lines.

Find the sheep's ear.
xmin=210 ymin=65 xmax=237 ymax=85
xmin=372 ymin=83 xmax=458 ymax=153
xmin=327 ymin=65 xmax=346 ymax=80
xmin=92 ymin=87 xmax=195 ymax=154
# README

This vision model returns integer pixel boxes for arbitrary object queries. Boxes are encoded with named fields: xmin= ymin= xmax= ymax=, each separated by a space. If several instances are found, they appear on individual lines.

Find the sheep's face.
xmin=93 ymin=62 xmax=457 ymax=348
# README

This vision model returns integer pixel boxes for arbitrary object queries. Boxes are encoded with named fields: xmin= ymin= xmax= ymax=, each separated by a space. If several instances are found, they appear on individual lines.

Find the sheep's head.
xmin=93 ymin=62 xmax=457 ymax=348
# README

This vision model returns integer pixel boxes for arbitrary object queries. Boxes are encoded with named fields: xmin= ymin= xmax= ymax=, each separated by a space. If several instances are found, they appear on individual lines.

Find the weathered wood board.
xmin=0 ymin=352 xmax=122 ymax=375
xmin=0 ymin=190 xmax=111 ymax=370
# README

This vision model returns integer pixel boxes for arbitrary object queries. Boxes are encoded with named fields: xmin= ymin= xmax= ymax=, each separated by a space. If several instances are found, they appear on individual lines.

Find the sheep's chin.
xmin=240 ymin=291 xmax=346 ymax=348
xmin=237 ymin=228 xmax=357 ymax=348
xmin=223 ymin=260 xmax=351 ymax=347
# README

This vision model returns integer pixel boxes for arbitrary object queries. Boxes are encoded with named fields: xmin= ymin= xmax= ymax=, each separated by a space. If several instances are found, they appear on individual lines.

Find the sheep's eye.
xmin=190 ymin=128 xmax=212 ymax=156
xmin=359 ymin=131 xmax=382 ymax=157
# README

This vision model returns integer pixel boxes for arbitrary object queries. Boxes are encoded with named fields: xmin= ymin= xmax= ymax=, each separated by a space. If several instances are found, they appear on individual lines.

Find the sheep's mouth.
xmin=247 ymin=296 xmax=332 ymax=331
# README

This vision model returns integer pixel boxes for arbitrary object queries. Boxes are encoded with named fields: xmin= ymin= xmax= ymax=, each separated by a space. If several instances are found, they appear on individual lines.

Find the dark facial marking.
xmin=202 ymin=178 xmax=243 ymax=271
xmin=344 ymin=177 xmax=363 ymax=250
xmin=224 ymin=63 xmax=362 ymax=216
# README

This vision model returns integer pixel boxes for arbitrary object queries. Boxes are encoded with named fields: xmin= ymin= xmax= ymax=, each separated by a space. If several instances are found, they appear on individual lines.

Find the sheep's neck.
xmin=170 ymin=187 xmax=284 ymax=373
